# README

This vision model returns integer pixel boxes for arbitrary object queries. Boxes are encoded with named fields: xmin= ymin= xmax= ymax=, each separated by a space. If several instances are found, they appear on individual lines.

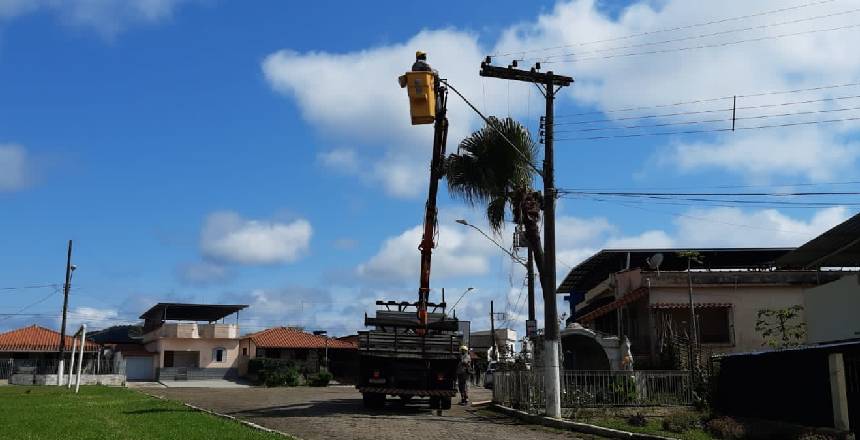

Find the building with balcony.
xmin=140 ymin=303 xmax=247 ymax=381
xmin=557 ymin=248 xmax=856 ymax=369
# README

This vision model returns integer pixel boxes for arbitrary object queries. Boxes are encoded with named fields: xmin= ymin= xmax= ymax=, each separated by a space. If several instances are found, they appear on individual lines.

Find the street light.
xmin=455 ymin=219 xmax=527 ymax=267
xmin=448 ymin=287 xmax=474 ymax=316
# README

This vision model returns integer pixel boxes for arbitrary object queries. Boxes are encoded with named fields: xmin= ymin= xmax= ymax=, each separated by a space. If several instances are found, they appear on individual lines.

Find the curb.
xmin=490 ymin=403 xmax=677 ymax=440
xmin=139 ymin=390 xmax=299 ymax=439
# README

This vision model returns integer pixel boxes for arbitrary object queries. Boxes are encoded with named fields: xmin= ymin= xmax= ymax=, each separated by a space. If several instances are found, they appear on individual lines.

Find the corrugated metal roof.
xmin=777 ymin=211 xmax=860 ymax=269
xmin=246 ymin=327 xmax=356 ymax=349
xmin=0 ymin=325 xmax=98 ymax=352
xmin=557 ymin=248 xmax=794 ymax=294
xmin=139 ymin=303 xmax=247 ymax=321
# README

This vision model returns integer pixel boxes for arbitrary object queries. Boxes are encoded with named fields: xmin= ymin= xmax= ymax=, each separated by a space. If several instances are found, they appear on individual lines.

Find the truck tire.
xmin=362 ymin=392 xmax=385 ymax=409
xmin=428 ymin=396 xmax=440 ymax=409
xmin=440 ymin=397 xmax=452 ymax=410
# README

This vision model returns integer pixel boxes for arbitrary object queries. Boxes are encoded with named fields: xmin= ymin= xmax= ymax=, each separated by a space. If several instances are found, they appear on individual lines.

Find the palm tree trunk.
xmin=522 ymin=218 xmax=546 ymax=290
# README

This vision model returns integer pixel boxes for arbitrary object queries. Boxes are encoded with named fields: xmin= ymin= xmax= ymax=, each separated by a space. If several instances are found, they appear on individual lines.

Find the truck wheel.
xmin=440 ymin=397 xmax=452 ymax=410
xmin=428 ymin=396 xmax=440 ymax=409
xmin=362 ymin=393 xmax=385 ymax=409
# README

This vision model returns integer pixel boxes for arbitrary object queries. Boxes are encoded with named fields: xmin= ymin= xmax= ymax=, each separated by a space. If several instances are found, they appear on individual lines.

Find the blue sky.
xmin=1 ymin=0 xmax=858 ymax=337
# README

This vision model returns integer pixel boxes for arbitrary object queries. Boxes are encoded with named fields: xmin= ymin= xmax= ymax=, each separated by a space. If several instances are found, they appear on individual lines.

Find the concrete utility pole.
xmin=57 ymin=240 xmax=73 ymax=385
xmin=490 ymin=300 xmax=498 ymax=361
xmin=480 ymin=60 xmax=573 ymax=419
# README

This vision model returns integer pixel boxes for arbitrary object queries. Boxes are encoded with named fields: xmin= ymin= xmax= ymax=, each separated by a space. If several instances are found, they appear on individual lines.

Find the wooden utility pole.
xmin=480 ymin=60 xmax=572 ymax=419
xmin=57 ymin=240 xmax=73 ymax=384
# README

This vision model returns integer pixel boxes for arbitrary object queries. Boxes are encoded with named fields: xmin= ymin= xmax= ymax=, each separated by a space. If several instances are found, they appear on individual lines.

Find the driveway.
xmin=145 ymin=386 xmax=604 ymax=440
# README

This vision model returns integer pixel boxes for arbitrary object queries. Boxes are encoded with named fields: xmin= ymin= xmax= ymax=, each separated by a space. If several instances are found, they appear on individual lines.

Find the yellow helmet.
xmin=416 ymin=50 xmax=427 ymax=60
xmin=460 ymin=345 xmax=469 ymax=352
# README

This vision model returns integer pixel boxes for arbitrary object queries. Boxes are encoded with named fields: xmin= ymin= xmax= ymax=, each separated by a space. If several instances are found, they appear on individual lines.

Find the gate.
xmin=0 ymin=359 xmax=12 ymax=380
xmin=846 ymin=353 xmax=859 ymax=432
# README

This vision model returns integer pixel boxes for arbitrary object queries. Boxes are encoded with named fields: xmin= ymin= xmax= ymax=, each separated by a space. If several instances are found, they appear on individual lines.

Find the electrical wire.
xmin=542 ymin=21 xmax=860 ymax=64
xmin=491 ymin=0 xmax=841 ymax=57
xmin=0 ymin=284 xmax=59 ymax=291
xmin=556 ymin=81 xmax=860 ymax=118
xmin=526 ymin=6 xmax=860 ymax=62
xmin=554 ymin=93 xmax=860 ymax=126
xmin=554 ymin=102 xmax=860 ymax=133
xmin=0 ymin=288 xmax=60 ymax=322
xmin=556 ymin=114 xmax=860 ymax=141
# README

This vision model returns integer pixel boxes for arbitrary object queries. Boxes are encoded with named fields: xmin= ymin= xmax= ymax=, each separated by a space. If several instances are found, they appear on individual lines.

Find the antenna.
xmin=646 ymin=253 xmax=664 ymax=273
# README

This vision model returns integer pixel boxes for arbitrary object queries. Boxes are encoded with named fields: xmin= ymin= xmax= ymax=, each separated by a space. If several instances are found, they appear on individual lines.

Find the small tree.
xmin=755 ymin=305 xmax=806 ymax=348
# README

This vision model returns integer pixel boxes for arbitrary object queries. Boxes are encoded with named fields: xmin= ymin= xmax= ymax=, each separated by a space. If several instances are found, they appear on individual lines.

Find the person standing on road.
xmin=457 ymin=345 xmax=471 ymax=405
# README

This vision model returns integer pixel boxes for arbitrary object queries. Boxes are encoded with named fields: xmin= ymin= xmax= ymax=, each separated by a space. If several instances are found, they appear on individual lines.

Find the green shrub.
xmin=705 ymin=417 xmax=745 ymax=439
xmin=309 ymin=371 xmax=333 ymax=387
xmin=252 ymin=358 xmax=301 ymax=387
xmin=661 ymin=411 xmax=701 ymax=433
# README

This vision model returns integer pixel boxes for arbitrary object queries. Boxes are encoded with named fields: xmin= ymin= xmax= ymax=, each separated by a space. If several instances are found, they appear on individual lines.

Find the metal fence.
xmin=0 ymin=358 xmax=125 ymax=377
xmin=494 ymin=369 xmax=693 ymax=413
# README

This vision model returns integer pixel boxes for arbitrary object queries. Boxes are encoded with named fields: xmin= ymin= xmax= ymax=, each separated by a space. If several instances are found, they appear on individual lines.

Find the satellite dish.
xmin=646 ymin=253 xmax=664 ymax=270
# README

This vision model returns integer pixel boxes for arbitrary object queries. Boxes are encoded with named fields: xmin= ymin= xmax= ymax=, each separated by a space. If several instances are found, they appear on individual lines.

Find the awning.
xmin=650 ymin=302 xmax=732 ymax=309
xmin=577 ymin=287 xmax=649 ymax=324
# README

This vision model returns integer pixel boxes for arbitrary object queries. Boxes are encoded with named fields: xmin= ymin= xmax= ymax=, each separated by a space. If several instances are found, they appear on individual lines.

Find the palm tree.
xmin=445 ymin=117 xmax=547 ymax=285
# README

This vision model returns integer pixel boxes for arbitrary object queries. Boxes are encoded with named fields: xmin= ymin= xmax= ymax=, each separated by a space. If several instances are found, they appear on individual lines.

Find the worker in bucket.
xmin=412 ymin=51 xmax=433 ymax=72
xmin=457 ymin=345 xmax=472 ymax=405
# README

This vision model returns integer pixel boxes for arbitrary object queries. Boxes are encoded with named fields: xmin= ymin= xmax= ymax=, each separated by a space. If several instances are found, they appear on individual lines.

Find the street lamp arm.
xmin=458 ymin=221 xmax=528 ymax=268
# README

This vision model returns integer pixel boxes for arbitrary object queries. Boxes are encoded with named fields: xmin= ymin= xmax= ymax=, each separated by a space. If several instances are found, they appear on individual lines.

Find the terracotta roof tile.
xmin=246 ymin=327 xmax=356 ymax=349
xmin=0 ymin=325 xmax=99 ymax=352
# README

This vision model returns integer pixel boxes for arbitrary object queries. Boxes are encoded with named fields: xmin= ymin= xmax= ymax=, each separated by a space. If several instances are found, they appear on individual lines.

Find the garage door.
xmin=125 ymin=356 xmax=154 ymax=381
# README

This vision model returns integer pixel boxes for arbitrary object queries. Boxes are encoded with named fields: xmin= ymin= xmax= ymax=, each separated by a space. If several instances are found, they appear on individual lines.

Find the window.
xmin=242 ymin=347 xmax=248 ymax=357
xmin=697 ymin=307 xmax=732 ymax=344
xmin=213 ymin=347 xmax=225 ymax=363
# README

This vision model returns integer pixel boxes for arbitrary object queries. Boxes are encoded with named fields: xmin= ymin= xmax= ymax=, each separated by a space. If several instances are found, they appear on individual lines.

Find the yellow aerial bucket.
xmin=400 ymin=71 xmax=436 ymax=125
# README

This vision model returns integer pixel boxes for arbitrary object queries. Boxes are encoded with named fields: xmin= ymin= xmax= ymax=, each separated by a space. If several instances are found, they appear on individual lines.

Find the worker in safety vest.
xmin=456 ymin=345 xmax=471 ymax=405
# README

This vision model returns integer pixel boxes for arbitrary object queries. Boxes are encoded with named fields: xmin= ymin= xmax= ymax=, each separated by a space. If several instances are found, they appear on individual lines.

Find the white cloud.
xmin=176 ymin=261 xmax=230 ymax=285
xmin=67 ymin=306 xmax=124 ymax=330
xmin=492 ymin=0 xmax=860 ymax=180
xmin=0 ymin=0 xmax=191 ymax=37
xmin=668 ymin=128 xmax=860 ymax=181
xmin=200 ymin=211 xmax=312 ymax=265
xmin=356 ymin=223 xmax=499 ymax=283
xmin=0 ymin=144 xmax=28 ymax=191
xmin=262 ymin=29 xmax=535 ymax=198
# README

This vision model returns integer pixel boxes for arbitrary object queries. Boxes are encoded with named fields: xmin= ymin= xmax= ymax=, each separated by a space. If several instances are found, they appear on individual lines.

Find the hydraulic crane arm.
xmin=417 ymin=77 xmax=449 ymax=328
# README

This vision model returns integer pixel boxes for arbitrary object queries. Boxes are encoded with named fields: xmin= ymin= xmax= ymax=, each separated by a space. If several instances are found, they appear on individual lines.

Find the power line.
xmin=556 ymin=114 xmax=860 ymax=141
xmin=491 ymin=0 xmax=841 ymax=57
xmin=554 ymin=93 xmax=860 ymax=126
xmin=0 ymin=288 xmax=60 ymax=322
xmin=557 ymin=81 xmax=860 ymax=118
xmin=542 ymin=21 xmax=860 ymax=64
xmin=562 ymin=180 xmax=860 ymax=192
xmin=558 ymin=190 xmax=860 ymax=196
xmin=528 ymin=6 xmax=860 ymax=63
xmin=554 ymin=102 xmax=860 ymax=133
xmin=577 ymin=196 xmax=817 ymax=235
xmin=439 ymin=78 xmax=544 ymax=176
xmin=0 ymin=284 xmax=59 ymax=291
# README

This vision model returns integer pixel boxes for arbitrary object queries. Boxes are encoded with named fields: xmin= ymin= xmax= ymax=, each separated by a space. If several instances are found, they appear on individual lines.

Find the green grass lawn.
xmin=589 ymin=417 xmax=715 ymax=440
xmin=0 ymin=386 xmax=290 ymax=440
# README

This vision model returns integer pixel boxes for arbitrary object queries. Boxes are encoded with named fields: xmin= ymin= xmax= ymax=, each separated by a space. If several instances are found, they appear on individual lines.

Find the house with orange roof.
xmin=0 ymin=325 xmax=100 ymax=383
xmin=239 ymin=327 xmax=357 ymax=379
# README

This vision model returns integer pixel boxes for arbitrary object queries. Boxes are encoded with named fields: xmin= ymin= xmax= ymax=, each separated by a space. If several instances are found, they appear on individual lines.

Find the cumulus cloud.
xmin=0 ymin=144 xmax=28 ymax=191
xmin=356 ymin=223 xmax=498 ymax=283
xmin=200 ymin=211 xmax=312 ymax=265
xmin=266 ymin=0 xmax=860 ymax=197
xmin=493 ymin=0 xmax=860 ymax=180
xmin=318 ymin=148 xmax=359 ymax=173
xmin=262 ymin=29 xmax=532 ymax=198
xmin=0 ymin=0 xmax=192 ymax=37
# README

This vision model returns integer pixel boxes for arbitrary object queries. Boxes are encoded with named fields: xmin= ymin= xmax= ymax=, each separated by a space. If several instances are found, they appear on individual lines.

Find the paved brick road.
xmin=146 ymin=386 xmax=605 ymax=440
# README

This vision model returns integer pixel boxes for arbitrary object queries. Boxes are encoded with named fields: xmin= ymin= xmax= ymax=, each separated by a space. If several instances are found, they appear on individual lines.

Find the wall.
xmin=804 ymin=274 xmax=860 ymax=344
xmin=650 ymin=285 xmax=805 ymax=353
xmin=12 ymin=374 xmax=125 ymax=386
xmin=152 ymin=339 xmax=240 ymax=369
